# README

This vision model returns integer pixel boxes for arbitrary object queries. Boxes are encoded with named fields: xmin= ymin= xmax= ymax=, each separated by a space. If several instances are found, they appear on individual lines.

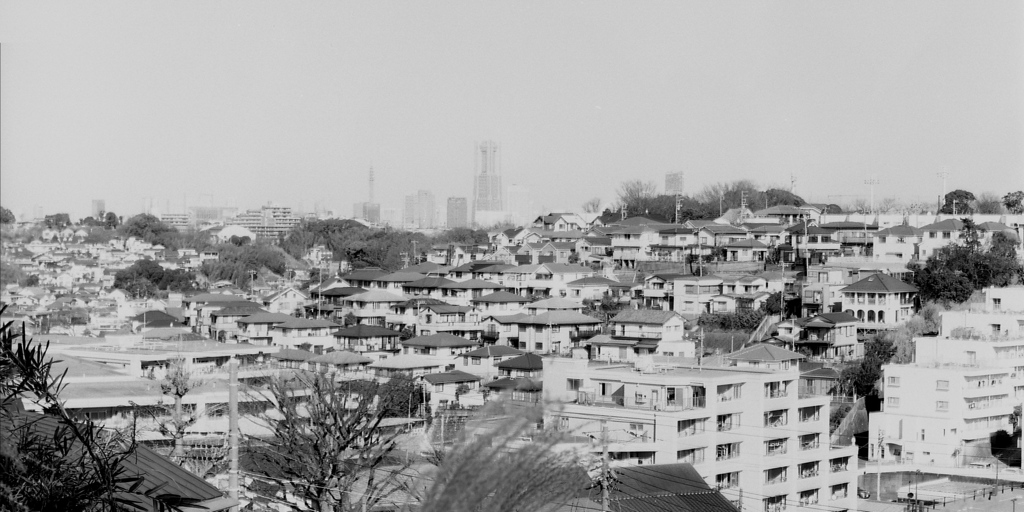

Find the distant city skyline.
xmin=2 ymin=2 xmax=1021 ymax=221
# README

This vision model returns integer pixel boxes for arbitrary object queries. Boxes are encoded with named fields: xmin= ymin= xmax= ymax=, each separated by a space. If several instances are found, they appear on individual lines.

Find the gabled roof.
xmin=563 ymin=463 xmax=737 ymax=512
xmin=402 ymin=333 xmax=478 ymax=348
xmin=611 ymin=309 xmax=681 ymax=325
xmin=404 ymin=262 xmax=451 ymax=274
xmin=341 ymin=268 xmax=388 ymax=281
xmin=698 ymin=224 xmax=748 ymax=235
xmin=420 ymin=304 xmax=474 ymax=314
xmin=211 ymin=305 xmax=268 ymax=317
xmin=309 ymin=351 xmax=373 ymax=366
xmin=422 ymin=370 xmax=481 ymax=385
xmin=727 ymin=342 xmax=805 ymax=362
xmin=130 ymin=310 xmax=178 ymax=323
xmin=273 ymin=317 xmax=339 ymax=329
xmin=184 ymin=293 xmax=249 ymax=304
xmin=876 ymin=225 xmax=923 ymax=237
xmin=528 ymin=297 xmax=585 ymax=310
xmin=840 ymin=272 xmax=917 ymax=293
xmin=333 ymin=324 xmax=404 ymax=338
xmin=567 ymin=276 xmax=628 ymax=287
xmin=487 ymin=311 xmax=601 ymax=326
xmin=439 ymin=279 xmax=502 ymax=290
xmin=755 ymin=205 xmax=804 ymax=216
xmin=484 ymin=377 xmax=542 ymax=391
xmin=818 ymin=221 xmax=878 ymax=230
xmin=236 ymin=312 xmax=296 ymax=324
xmin=403 ymin=277 xmax=457 ymax=289
xmin=471 ymin=291 xmax=532 ymax=304
xmin=920 ymin=218 xmax=964 ymax=232
xmin=344 ymin=290 xmax=408 ymax=303
xmin=461 ymin=345 xmax=524 ymax=358
xmin=496 ymin=352 xmax=544 ymax=370
xmin=806 ymin=312 xmax=859 ymax=326
xmin=376 ymin=272 xmax=427 ymax=283
xmin=317 ymin=286 xmax=368 ymax=297
xmin=369 ymin=354 xmax=444 ymax=370
xmin=723 ymin=239 xmax=768 ymax=249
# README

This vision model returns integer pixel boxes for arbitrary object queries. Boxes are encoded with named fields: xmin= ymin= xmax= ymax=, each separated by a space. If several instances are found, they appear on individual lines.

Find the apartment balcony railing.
xmin=765 ymin=447 xmax=787 ymax=457
xmin=570 ymin=330 xmax=601 ymax=341
xmin=765 ymin=390 xmax=788 ymax=399
xmin=481 ymin=330 xmax=500 ymax=342
xmin=801 ymin=441 xmax=820 ymax=451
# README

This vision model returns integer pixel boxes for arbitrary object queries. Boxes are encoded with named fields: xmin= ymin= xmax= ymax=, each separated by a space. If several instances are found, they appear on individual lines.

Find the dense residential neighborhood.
xmin=3 ymin=187 xmax=1024 ymax=512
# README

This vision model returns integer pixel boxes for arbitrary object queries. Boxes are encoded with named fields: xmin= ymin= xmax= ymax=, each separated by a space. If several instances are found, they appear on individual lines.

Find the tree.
xmin=247 ymin=372 xmax=413 ymax=512
xmin=156 ymin=358 xmax=202 ymax=460
xmin=104 ymin=211 xmax=120 ymax=230
xmin=581 ymin=197 xmax=602 ymax=213
xmin=0 ymin=206 xmax=14 ymax=224
xmin=1003 ymin=191 xmax=1024 ymax=214
xmin=43 ymin=213 xmax=71 ymax=229
xmin=417 ymin=401 xmax=588 ymax=512
xmin=839 ymin=337 xmax=896 ymax=397
xmin=761 ymin=292 xmax=783 ymax=316
xmin=119 ymin=214 xmax=180 ymax=249
xmin=940 ymin=189 xmax=975 ymax=215
xmin=1 ymin=307 xmax=199 ymax=511
xmin=616 ymin=180 xmax=658 ymax=217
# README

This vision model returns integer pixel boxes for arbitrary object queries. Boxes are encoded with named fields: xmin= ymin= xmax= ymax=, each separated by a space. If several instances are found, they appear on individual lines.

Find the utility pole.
xmin=936 ymin=170 xmax=949 ymax=200
xmin=864 ymin=177 xmax=880 ymax=214
xmin=600 ymin=420 xmax=610 ymax=512
xmin=228 ymin=358 xmax=239 ymax=512
xmin=876 ymin=428 xmax=885 ymax=502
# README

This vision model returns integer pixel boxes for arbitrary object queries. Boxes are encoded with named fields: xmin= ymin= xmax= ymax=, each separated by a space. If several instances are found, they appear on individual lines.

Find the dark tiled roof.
xmin=496 ymin=352 xmax=544 ymax=370
xmin=462 ymin=345 xmax=524 ymax=358
xmin=727 ymin=342 xmax=804 ymax=362
xmin=840 ymin=272 xmax=917 ymax=293
xmin=333 ymin=324 xmax=404 ymax=338
xmin=611 ymin=310 xmax=680 ymax=325
xmin=472 ymin=291 xmax=532 ymax=304
xmin=402 ymin=333 xmax=478 ymax=348
xmin=422 ymin=370 xmax=481 ymax=385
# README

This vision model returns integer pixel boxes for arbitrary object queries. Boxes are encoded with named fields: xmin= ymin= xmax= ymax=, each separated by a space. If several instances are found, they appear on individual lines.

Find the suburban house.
xmin=839 ymin=272 xmax=918 ymax=325
xmin=235 ymin=312 xmax=295 ymax=345
xmin=793 ymin=312 xmax=861 ymax=360
xmin=482 ymin=311 xmax=602 ymax=354
xmin=332 ymin=324 xmax=404 ymax=360
xmin=400 ymin=333 xmax=480 ymax=362
xmin=269 ymin=317 xmax=340 ymax=352
xmin=455 ymin=345 xmax=524 ymax=380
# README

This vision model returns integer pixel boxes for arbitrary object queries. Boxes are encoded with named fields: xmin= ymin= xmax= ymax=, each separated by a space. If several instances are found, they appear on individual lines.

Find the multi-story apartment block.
xmin=872 ymin=225 xmax=923 ymax=262
xmin=231 ymin=204 xmax=300 ymax=239
xmin=544 ymin=357 xmax=858 ymax=512
xmin=869 ymin=335 xmax=1022 ymax=467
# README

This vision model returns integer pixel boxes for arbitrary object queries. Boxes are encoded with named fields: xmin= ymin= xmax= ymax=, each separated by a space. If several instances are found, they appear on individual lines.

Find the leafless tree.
xmin=616 ymin=180 xmax=657 ymax=216
xmin=975 ymin=192 xmax=1005 ymax=214
xmin=581 ymin=197 xmax=602 ymax=214
xmin=247 ymin=372 xmax=412 ymax=512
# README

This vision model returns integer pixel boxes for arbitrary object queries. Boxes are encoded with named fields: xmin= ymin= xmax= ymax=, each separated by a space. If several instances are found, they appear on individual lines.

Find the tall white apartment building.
xmin=869 ymin=331 xmax=1024 ymax=468
xmin=544 ymin=357 xmax=859 ymax=512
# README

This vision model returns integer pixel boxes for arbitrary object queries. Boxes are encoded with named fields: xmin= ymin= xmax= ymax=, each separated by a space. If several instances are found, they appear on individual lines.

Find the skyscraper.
xmin=447 ymin=197 xmax=468 ymax=228
xmin=472 ymin=141 xmax=504 ymax=225
xmin=416 ymin=190 xmax=435 ymax=229
xmin=92 ymin=199 xmax=106 ymax=218
xmin=665 ymin=172 xmax=684 ymax=196
xmin=404 ymin=195 xmax=417 ymax=226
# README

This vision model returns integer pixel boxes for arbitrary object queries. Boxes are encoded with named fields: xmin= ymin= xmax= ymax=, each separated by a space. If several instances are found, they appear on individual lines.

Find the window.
xmin=888 ymin=376 xmax=900 ymax=387
xmin=717 ymin=413 xmax=739 ymax=432
xmin=765 ymin=438 xmax=787 ymax=456
xmin=551 ymin=326 xmax=560 ymax=333
xmin=763 ymin=466 xmax=787 ymax=485
xmin=535 ymin=342 xmax=544 ymax=351
xmin=799 ymin=405 xmax=821 ymax=422
xmin=878 ymin=236 xmax=887 ymax=243
xmin=936 ymin=401 xmax=949 ymax=411
xmin=566 ymin=379 xmax=582 ymax=391
xmin=764 ymin=409 xmax=787 ymax=428
xmin=677 ymin=418 xmax=706 ymax=437
xmin=799 ymin=489 xmax=819 ymax=506
xmin=920 ymin=429 xmax=926 ymax=441
xmin=798 ymin=461 xmax=819 ymax=479
xmin=994 ymin=298 xmax=1002 ymax=311
xmin=830 ymin=483 xmax=848 ymax=500
xmin=764 ymin=381 xmax=787 ymax=398
xmin=764 ymin=495 xmax=786 ymax=512
xmin=929 ymin=231 xmax=937 ymax=239
xmin=715 ymin=472 xmax=739 ymax=490
xmin=677 ymin=448 xmax=705 ymax=464
xmin=830 ymin=456 xmax=850 ymax=473
xmin=800 ymin=433 xmax=820 ymax=451
xmin=472 ymin=357 xmax=481 ymax=365
xmin=943 ymin=231 xmax=951 ymax=239
xmin=887 ymin=397 xmax=899 ymax=408
xmin=936 ymin=380 xmax=949 ymax=391
xmin=434 ymin=384 xmax=444 ymax=392
xmin=716 ymin=443 xmax=740 ymax=461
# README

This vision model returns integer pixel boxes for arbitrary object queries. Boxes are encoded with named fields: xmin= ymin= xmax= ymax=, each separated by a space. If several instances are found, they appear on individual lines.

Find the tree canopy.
xmin=114 ymin=259 xmax=197 ymax=297
xmin=118 ymin=214 xmax=180 ymax=249
xmin=0 ymin=206 xmax=15 ymax=224
xmin=940 ymin=189 xmax=975 ymax=215
xmin=907 ymin=222 xmax=1023 ymax=305
xmin=1004 ymin=191 xmax=1024 ymax=214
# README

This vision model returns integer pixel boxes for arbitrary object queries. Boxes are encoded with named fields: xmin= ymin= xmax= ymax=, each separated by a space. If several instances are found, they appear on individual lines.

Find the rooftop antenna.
xmin=790 ymin=173 xmax=796 ymax=194
xmin=936 ymin=170 xmax=950 ymax=200
xmin=864 ymin=176 xmax=880 ymax=214
xmin=369 ymin=165 xmax=375 ymax=203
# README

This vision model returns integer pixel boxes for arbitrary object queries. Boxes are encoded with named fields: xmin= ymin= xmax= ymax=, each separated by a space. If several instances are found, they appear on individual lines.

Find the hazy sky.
xmin=2 ymin=1 xmax=1022 ymax=220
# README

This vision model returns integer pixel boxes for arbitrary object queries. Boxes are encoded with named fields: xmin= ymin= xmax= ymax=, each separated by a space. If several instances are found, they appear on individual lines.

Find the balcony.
xmin=765 ymin=390 xmax=788 ymax=399
xmin=481 ymin=330 xmax=500 ymax=342
xmin=623 ymin=395 xmax=706 ymax=412
xmin=800 ymin=440 xmax=820 ymax=451
xmin=570 ymin=330 xmax=600 ymax=342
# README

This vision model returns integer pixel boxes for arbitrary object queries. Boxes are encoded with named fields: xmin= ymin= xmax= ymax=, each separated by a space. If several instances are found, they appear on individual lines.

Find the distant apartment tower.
xmin=91 ymin=199 xmax=106 ymax=218
xmin=353 ymin=202 xmax=381 ymax=223
xmin=447 ymin=197 xmax=468 ymax=228
xmin=190 ymin=206 xmax=238 ymax=225
xmin=231 ymin=204 xmax=300 ymax=239
xmin=416 ymin=190 xmax=436 ymax=229
xmin=472 ymin=141 xmax=504 ymax=224
xmin=404 ymin=195 xmax=417 ymax=226
xmin=665 ymin=172 xmax=684 ymax=196
xmin=159 ymin=212 xmax=191 ymax=229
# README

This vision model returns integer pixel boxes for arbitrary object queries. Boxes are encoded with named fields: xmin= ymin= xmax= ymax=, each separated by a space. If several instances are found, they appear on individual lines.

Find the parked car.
xmin=857 ymin=487 xmax=870 ymax=499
